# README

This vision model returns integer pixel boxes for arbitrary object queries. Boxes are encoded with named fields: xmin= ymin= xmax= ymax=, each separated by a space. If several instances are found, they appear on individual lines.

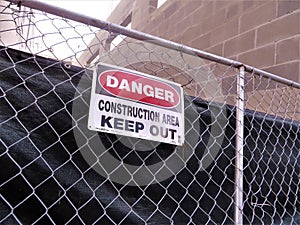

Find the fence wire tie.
xmin=17 ymin=0 xmax=22 ymax=8
xmin=181 ymin=78 xmax=194 ymax=88
xmin=1 ymin=2 xmax=13 ymax=13
xmin=250 ymin=195 xmax=271 ymax=207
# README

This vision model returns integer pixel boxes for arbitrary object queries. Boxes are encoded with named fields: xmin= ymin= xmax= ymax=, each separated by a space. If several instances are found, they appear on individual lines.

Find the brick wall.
xmin=134 ymin=0 xmax=299 ymax=83
xmin=123 ymin=0 xmax=299 ymax=119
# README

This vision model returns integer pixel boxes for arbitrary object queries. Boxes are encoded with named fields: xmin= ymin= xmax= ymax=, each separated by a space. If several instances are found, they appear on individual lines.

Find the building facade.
xmin=80 ymin=0 xmax=299 ymax=83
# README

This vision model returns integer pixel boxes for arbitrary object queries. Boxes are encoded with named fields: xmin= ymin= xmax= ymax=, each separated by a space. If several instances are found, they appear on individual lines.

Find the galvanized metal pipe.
xmin=5 ymin=0 xmax=300 ymax=89
xmin=234 ymin=66 xmax=245 ymax=225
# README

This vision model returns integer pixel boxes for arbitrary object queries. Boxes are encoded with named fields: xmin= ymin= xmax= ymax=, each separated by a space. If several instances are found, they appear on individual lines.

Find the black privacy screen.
xmin=0 ymin=47 xmax=299 ymax=225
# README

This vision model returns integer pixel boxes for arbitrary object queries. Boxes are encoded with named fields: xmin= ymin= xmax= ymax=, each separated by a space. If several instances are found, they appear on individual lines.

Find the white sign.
xmin=88 ymin=63 xmax=185 ymax=146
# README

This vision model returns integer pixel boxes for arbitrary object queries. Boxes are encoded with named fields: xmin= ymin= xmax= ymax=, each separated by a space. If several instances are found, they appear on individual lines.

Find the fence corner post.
xmin=234 ymin=66 xmax=245 ymax=225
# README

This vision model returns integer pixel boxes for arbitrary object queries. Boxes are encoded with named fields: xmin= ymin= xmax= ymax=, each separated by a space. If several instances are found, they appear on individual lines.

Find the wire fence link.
xmin=243 ymin=74 xmax=300 ymax=224
xmin=0 ymin=2 xmax=299 ymax=225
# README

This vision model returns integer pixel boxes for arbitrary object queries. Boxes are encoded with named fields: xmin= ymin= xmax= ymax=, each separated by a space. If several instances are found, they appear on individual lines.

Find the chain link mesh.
xmin=0 ymin=2 xmax=299 ymax=225
xmin=243 ymin=74 xmax=300 ymax=224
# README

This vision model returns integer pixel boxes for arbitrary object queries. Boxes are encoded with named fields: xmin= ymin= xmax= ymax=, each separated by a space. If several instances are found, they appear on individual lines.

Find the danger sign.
xmin=88 ymin=63 xmax=185 ymax=146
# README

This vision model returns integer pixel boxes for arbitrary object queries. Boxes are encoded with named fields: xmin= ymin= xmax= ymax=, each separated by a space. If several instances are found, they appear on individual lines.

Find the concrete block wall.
xmin=128 ymin=0 xmax=299 ymax=119
xmin=134 ymin=0 xmax=299 ymax=83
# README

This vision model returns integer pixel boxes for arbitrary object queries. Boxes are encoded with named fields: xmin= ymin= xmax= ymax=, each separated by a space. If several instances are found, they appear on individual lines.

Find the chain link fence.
xmin=0 ymin=1 xmax=299 ymax=224
xmin=243 ymin=75 xmax=300 ymax=224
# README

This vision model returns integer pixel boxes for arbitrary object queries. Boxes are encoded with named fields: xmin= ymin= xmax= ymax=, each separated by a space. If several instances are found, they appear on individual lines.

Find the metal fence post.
xmin=234 ymin=66 xmax=245 ymax=225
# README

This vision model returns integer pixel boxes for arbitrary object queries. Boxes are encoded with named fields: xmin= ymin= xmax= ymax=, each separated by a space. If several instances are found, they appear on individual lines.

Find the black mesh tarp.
xmin=0 ymin=47 xmax=299 ymax=225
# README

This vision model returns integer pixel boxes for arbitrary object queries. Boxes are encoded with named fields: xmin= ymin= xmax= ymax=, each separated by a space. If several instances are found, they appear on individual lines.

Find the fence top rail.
xmin=4 ymin=0 xmax=300 ymax=89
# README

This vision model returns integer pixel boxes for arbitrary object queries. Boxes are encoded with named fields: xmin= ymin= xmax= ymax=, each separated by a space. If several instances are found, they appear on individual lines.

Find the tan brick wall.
xmin=93 ymin=0 xmax=299 ymax=120
xmin=135 ymin=0 xmax=299 ymax=83
xmin=245 ymin=87 xmax=300 ymax=121
xmin=125 ymin=0 xmax=300 ymax=119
